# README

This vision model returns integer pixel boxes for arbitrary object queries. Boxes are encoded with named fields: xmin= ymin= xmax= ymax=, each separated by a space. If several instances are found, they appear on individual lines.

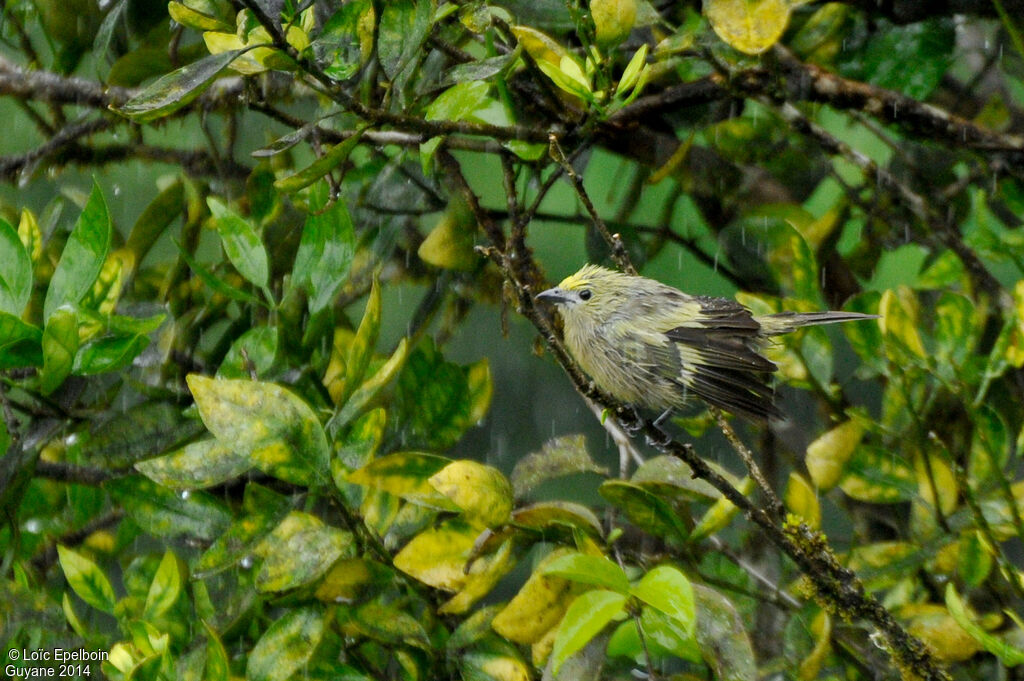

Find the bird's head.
xmin=535 ymin=265 xmax=627 ymax=319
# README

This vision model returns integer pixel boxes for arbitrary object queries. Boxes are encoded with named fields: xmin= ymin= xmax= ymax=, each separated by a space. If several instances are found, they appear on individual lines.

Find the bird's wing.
xmin=663 ymin=297 xmax=776 ymax=373
xmin=661 ymin=297 xmax=781 ymax=420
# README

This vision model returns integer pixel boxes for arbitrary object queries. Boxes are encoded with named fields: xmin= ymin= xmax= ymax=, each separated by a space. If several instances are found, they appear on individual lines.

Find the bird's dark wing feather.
xmin=663 ymin=297 xmax=780 ymax=420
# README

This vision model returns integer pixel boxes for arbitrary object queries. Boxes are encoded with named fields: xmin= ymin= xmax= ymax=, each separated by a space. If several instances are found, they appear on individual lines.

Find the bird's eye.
xmin=579 ymin=289 xmax=592 ymax=301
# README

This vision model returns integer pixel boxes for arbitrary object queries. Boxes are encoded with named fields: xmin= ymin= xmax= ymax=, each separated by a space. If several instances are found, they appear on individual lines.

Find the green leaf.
xmin=0 ymin=217 xmax=32 ymax=316
xmin=202 ymin=620 xmax=230 ymax=681
xmin=945 ymin=583 xmax=1024 ymax=666
xmin=391 ymin=340 xmax=478 ymax=450
xmin=57 ymin=545 xmax=117 ymax=613
xmin=217 ymin=326 xmax=278 ymax=379
xmin=246 ymin=605 xmax=325 ymax=681
xmin=840 ymin=18 xmax=954 ymax=99
xmin=195 ymin=483 xmax=291 ymax=576
xmin=39 ymin=307 xmax=79 ymax=395
xmin=114 ymin=49 xmax=247 ymax=122
xmin=143 ymin=550 xmax=184 ymax=620
xmin=839 ymin=446 xmax=917 ymax=503
xmin=291 ymin=184 xmax=355 ymax=312
xmin=347 ymin=451 xmax=453 ymax=507
xmin=0 ymin=311 xmax=41 ymax=359
xmin=274 ymin=128 xmax=367 ymax=193
xmin=73 ymin=333 xmax=149 ymax=375
xmin=107 ymin=475 xmax=231 ymax=540
xmin=510 ymin=434 xmax=608 ymax=500
xmin=630 ymin=565 xmax=696 ymax=635
xmin=168 ymin=1 xmax=233 ymax=31
xmin=44 ymin=181 xmax=111 ymax=321
xmin=693 ymin=583 xmax=758 ymax=681
xmin=443 ymin=52 xmax=516 ymax=85
xmin=313 ymin=0 xmax=375 ymax=81
xmin=330 ymin=337 xmax=410 ymax=429
xmin=136 ymin=438 xmax=251 ymax=490
xmin=425 ymin=80 xmax=491 ymax=122
xmin=377 ymin=0 xmax=432 ymax=80
xmin=187 ymin=374 xmax=331 ymax=486
xmin=599 ymin=480 xmax=689 ymax=544
xmin=174 ymin=239 xmax=263 ymax=306
xmin=540 ymin=552 xmax=630 ymax=593
xmin=125 ymin=180 xmax=184 ymax=266
xmin=254 ymin=511 xmax=354 ymax=592
xmin=551 ymin=589 xmax=627 ymax=674
xmin=207 ymin=197 xmax=269 ymax=288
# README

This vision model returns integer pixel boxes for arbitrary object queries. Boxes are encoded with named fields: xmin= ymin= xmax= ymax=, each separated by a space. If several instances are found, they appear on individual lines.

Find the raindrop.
xmin=741 ymin=224 xmax=746 ymax=246
xmin=240 ymin=555 xmax=254 ymax=569
xmin=113 ymin=185 xmax=121 ymax=197
xmin=66 ymin=433 xmax=79 ymax=446
xmin=180 ymin=490 xmax=191 ymax=500
xmin=713 ymin=249 xmax=719 ymax=273
xmin=24 ymin=518 xmax=42 ymax=534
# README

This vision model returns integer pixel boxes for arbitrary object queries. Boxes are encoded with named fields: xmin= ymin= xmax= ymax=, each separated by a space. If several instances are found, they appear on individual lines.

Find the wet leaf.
xmin=705 ymin=0 xmax=792 ymax=55
xmin=377 ymin=0 xmax=432 ymax=80
xmin=690 ymin=476 xmax=754 ymax=542
xmin=196 ymin=483 xmax=291 ymax=576
xmin=785 ymin=472 xmax=821 ymax=529
xmin=839 ymin=446 xmax=916 ymax=503
xmin=201 ymin=620 xmax=230 ymax=681
xmin=331 ymin=337 xmax=409 ymax=428
xmin=136 ymin=438 xmax=251 ymax=490
xmin=511 ymin=434 xmax=608 ymax=500
xmin=275 ymin=129 xmax=366 ymax=193
xmin=393 ymin=518 xmax=478 ymax=590
xmin=255 ymin=511 xmax=354 ymax=592
xmin=115 ymin=49 xmax=246 ymax=122
xmin=0 ymin=217 xmax=32 ymax=316
xmin=945 ymin=584 xmax=1024 ymax=665
xmin=246 ymin=605 xmax=325 ymax=681
xmin=348 ymin=451 xmax=454 ymax=508
xmin=107 ymin=475 xmax=231 ymax=540
xmin=39 ymin=307 xmax=78 ymax=395
xmin=551 ymin=589 xmax=627 ymax=674
xmin=631 ymin=565 xmax=696 ymax=634
xmin=207 ymin=197 xmax=269 ymax=289
xmin=430 ymin=460 xmax=513 ymax=528
xmin=599 ymin=480 xmax=689 ymax=544
xmin=73 ymin=332 xmax=148 ymax=375
xmin=440 ymin=537 xmax=516 ymax=614
xmin=293 ymin=188 xmax=356 ymax=313
xmin=58 ymin=544 xmax=116 ymax=613
xmin=0 ymin=314 xmax=40 ymax=369
xmin=540 ymin=552 xmax=630 ymax=594
xmin=44 ymin=181 xmax=111 ymax=321
xmin=313 ymin=0 xmax=375 ymax=81
xmin=693 ymin=584 xmax=758 ymax=681
xmin=805 ymin=419 xmax=864 ymax=490
xmin=143 ymin=550 xmax=184 ymax=619
xmin=217 ymin=326 xmax=278 ymax=379
xmin=187 ymin=374 xmax=331 ymax=486
xmin=493 ymin=548 xmax=580 ymax=644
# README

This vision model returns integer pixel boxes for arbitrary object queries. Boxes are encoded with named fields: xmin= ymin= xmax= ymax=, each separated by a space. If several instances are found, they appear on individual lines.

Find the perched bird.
xmin=536 ymin=264 xmax=877 ymax=421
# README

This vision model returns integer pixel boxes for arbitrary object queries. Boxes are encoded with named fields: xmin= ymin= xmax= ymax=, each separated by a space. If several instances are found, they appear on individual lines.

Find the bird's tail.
xmin=756 ymin=311 xmax=880 ymax=336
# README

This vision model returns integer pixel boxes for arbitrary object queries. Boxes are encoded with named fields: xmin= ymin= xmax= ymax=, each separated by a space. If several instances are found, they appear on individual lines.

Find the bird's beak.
xmin=536 ymin=287 xmax=570 ymax=304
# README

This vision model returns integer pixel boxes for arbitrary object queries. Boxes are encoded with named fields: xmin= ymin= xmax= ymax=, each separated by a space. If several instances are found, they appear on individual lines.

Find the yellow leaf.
xmin=492 ymin=548 xmax=579 ymax=644
xmin=785 ymin=472 xmax=821 ymax=529
xmin=798 ymin=611 xmax=832 ymax=680
xmin=879 ymin=287 xmax=927 ymax=360
xmin=591 ymin=0 xmax=637 ymax=48
xmin=440 ymin=539 xmax=516 ymax=614
xmin=418 ymin=200 xmax=479 ymax=271
xmin=393 ymin=519 xmax=479 ymax=591
xmin=510 ymin=25 xmax=567 ymax=66
xmin=904 ymin=608 xmax=983 ymax=663
xmin=704 ymin=0 xmax=792 ymax=55
xmin=18 ymin=208 xmax=42 ymax=264
xmin=805 ymin=420 xmax=864 ymax=490
xmin=430 ymin=460 xmax=513 ymax=528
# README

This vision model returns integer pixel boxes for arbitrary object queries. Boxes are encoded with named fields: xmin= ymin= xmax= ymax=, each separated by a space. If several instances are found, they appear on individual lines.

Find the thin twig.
xmin=711 ymin=408 xmax=784 ymax=521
